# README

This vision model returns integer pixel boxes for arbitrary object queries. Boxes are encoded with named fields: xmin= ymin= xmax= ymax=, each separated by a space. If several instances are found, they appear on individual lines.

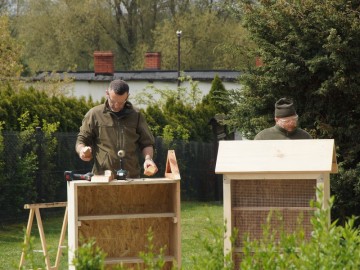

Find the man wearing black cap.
xmin=254 ymin=98 xmax=312 ymax=140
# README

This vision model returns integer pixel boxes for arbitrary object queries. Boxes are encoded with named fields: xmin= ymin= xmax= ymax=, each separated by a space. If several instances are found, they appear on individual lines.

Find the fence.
xmin=0 ymin=132 xmax=222 ymax=223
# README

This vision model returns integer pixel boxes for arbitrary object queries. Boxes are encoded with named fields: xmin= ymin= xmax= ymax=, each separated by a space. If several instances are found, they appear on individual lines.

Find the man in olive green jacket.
xmin=254 ymin=98 xmax=312 ymax=140
xmin=76 ymin=79 xmax=157 ymax=178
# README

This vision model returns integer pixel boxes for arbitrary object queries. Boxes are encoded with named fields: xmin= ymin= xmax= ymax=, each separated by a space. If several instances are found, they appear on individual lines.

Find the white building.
xmin=29 ymin=52 xmax=242 ymax=105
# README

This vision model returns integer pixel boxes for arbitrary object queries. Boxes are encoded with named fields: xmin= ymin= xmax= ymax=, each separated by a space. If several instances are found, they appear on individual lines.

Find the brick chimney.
xmin=145 ymin=52 xmax=161 ymax=70
xmin=255 ymin=56 xmax=264 ymax=67
xmin=94 ymin=51 xmax=114 ymax=75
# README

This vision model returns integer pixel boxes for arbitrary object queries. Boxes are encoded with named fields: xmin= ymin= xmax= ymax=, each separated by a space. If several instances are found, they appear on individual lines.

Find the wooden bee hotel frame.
xmin=215 ymin=139 xmax=337 ymax=267
xmin=67 ymin=150 xmax=181 ymax=269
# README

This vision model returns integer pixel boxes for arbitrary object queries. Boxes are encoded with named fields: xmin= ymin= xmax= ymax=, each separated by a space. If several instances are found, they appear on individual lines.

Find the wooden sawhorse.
xmin=19 ymin=202 xmax=68 ymax=270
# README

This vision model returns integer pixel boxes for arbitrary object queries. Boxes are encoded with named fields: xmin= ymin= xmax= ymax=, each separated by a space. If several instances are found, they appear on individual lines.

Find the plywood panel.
xmin=77 ymin=184 xmax=173 ymax=216
xmin=68 ymin=180 xmax=180 ymax=269
xmin=216 ymin=139 xmax=337 ymax=173
xmin=79 ymin=218 xmax=172 ymax=258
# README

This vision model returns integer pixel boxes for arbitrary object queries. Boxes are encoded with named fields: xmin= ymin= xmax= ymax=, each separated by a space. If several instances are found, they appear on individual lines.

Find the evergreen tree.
xmin=203 ymin=74 xmax=230 ymax=114
xmin=227 ymin=0 xmax=360 ymax=224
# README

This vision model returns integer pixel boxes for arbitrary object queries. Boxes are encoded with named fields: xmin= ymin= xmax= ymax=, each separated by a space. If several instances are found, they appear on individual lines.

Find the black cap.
xmin=275 ymin=98 xmax=296 ymax=118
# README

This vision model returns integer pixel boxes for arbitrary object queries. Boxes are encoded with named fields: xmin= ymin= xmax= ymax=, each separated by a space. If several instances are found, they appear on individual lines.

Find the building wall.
xmin=73 ymin=80 xmax=241 ymax=107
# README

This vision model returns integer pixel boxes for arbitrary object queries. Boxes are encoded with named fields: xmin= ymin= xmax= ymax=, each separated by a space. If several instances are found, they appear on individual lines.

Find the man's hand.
xmin=79 ymin=146 xmax=92 ymax=161
xmin=144 ymin=158 xmax=158 ymax=176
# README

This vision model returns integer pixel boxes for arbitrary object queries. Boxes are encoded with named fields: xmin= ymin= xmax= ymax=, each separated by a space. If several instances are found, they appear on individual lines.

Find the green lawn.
xmin=0 ymin=201 xmax=223 ymax=270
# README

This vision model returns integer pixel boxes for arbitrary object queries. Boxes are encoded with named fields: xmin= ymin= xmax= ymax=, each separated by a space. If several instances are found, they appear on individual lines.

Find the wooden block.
xmin=144 ymin=165 xmax=158 ymax=176
xmin=91 ymin=170 xmax=114 ymax=183
xmin=83 ymin=147 xmax=92 ymax=159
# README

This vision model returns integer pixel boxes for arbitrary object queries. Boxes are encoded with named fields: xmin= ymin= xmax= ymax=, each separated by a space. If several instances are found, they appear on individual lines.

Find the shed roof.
xmin=215 ymin=139 xmax=338 ymax=174
xmin=29 ymin=70 xmax=241 ymax=83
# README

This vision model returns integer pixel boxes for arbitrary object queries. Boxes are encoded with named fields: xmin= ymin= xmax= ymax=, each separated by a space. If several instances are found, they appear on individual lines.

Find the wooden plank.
xmin=78 ymin=218 xmax=172 ymax=259
xmin=24 ymin=202 xmax=67 ymax=209
xmin=19 ymin=209 xmax=35 ymax=268
xmin=223 ymin=177 xmax=232 ymax=254
xmin=104 ymin=255 xmax=175 ymax=265
xmin=78 ymin=212 xmax=176 ymax=221
xmin=222 ymin=172 xmax=323 ymax=180
xmin=215 ymin=139 xmax=337 ymax=174
xmin=35 ymin=208 xmax=51 ymax=269
xmin=317 ymin=173 xmax=331 ymax=223
xmin=54 ymin=206 xmax=68 ymax=270
xmin=173 ymin=181 xmax=181 ymax=265
xmin=165 ymin=150 xmax=181 ymax=179
xmin=77 ymin=184 xmax=173 ymax=216
xmin=233 ymin=206 xmax=315 ymax=211
xmin=67 ymin=182 xmax=78 ymax=270
xmin=71 ymin=178 xmax=179 ymax=186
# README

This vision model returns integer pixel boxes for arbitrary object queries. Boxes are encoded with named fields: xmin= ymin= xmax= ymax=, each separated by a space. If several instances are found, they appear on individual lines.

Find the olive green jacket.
xmin=254 ymin=125 xmax=312 ymax=140
xmin=76 ymin=101 xmax=155 ymax=178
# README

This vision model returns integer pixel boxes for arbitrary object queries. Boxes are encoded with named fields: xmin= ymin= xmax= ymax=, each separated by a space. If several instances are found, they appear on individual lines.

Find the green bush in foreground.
xmin=72 ymin=239 xmax=106 ymax=270
xmin=190 ymin=217 xmax=234 ymax=270
xmin=240 ymin=189 xmax=360 ymax=270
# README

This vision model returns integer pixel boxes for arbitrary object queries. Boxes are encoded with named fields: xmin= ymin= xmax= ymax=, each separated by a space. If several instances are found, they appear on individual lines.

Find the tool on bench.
xmin=64 ymin=171 xmax=93 ymax=181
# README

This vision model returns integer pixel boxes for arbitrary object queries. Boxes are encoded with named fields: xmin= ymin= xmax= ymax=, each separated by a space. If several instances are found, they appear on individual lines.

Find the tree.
xmin=0 ymin=15 xmax=22 ymax=83
xmin=203 ymin=74 xmax=230 ymax=114
xmin=226 ymin=0 xmax=360 ymax=224
xmin=13 ymin=0 xmax=252 ymax=72
xmin=136 ymin=77 xmax=215 ymax=143
xmin=13 ymin=0 xmax=197 ymax=72
xmin=133 ymin=5 xmax=253 ymax=70
xmin=14 ymin=0 xmax=114 ymax=72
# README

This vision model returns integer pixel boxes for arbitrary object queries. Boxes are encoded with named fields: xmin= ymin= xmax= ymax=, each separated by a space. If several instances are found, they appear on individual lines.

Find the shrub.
xmin=191 ymin=218 xmax=234 ymax=270
xmin=0 ymin=111 xmax=59 ymax=216
xmin=72 ymin=239 xmax=106 ymax=270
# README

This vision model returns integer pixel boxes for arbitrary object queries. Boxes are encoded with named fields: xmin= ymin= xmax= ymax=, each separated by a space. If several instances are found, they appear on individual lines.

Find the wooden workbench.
xmin=67 ymin=150 xmax=181 ymax=269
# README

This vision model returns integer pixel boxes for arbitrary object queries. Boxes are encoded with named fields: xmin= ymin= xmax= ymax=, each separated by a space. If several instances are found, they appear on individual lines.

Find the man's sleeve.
xmin=75 ymin=110 xmax=95 ymax=149
xmin=137 ymin=113 xmax=155 ymax=150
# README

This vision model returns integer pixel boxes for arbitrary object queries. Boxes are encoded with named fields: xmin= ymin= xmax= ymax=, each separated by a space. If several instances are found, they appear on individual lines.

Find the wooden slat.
xmin=173 ymin=181 xmax=181 ymax=265
xmin=233 ymin=206 xmax=315 ymax=211
xmin=223 ymin=177 xmax=232 ymax=254
xmin=215 ymin=139 xmax=337 ymax=174
xmin=71 ymin=178 xmax=178 ymax=186
xmin=78 ymin=212 xmax=176 ymax=221
xmin=105 ymin=255 xmax=175 ymax=265
xmin=24 ymin=202 xmax=67 ymax=209
xmin=35 ymin=208 xmax=51 ymax=269
xmin=19 ymin=209 xmax=35 ymax=268
xmin=54 ymin=206 xmax=68 ymax=269
xmin=165 ymin=150 xmax=181 ymax=179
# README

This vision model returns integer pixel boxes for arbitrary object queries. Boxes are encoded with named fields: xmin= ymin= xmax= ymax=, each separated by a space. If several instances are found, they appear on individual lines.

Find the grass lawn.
xmin=0 ymin=201 xmax=223 ymax=270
